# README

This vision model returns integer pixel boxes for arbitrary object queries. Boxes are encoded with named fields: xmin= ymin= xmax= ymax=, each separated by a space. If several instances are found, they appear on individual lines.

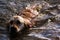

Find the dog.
xmin=7 ymin=3 xmax=42 ymax=33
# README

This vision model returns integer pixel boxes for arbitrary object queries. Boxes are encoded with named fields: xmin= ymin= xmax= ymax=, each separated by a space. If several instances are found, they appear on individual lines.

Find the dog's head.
xmin=7 ymin=16 xmax=25 ymax=32
xmin=9 ymin=20 xmax=24 ymax=32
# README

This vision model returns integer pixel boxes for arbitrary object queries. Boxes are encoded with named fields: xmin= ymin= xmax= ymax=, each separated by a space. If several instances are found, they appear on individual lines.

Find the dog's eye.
xmin=16 ymin=20 xmax=21 ymax=25
xmin=10 ymin=20 xmax=14 ymax=24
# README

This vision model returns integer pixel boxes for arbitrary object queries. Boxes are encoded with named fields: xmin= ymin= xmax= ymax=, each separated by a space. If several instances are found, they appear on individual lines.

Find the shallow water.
xmin=0 ymin=0 xmax=60 ymax=40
